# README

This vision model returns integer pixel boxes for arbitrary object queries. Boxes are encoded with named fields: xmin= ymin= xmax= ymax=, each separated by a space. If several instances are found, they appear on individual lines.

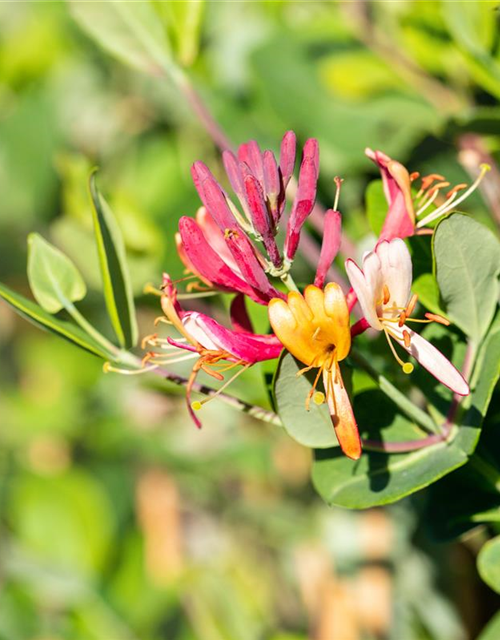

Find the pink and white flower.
xmin=345 ymin=239 xmax=470 ymax=396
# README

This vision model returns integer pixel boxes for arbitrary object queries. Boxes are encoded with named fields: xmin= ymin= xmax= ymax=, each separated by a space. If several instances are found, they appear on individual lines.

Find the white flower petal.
xmin=182 ymin=313 xmax=222 ymax=351
xmin=376 ymin=239 xmax=412 ymax=312
xmin=392 ymin=324 xmax=469 ymax=396
xmin=345 ymin=258 xmax=382 ymax=329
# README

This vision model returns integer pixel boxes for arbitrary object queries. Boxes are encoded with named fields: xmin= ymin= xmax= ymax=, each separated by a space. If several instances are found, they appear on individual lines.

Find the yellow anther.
xmin=402 ymin=362 xmax=414 ymax=374
xmin=313 ymin=391 xmax=325 ymax=405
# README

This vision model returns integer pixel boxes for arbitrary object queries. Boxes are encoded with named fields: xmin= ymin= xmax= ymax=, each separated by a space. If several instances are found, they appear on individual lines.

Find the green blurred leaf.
xmin=412 ymin=273 xmax=443 ymax=316
xmin=365 ymin=179 xmax=387 ymax=237
xmin=9 ymin=470 xmax=114 ymax=578
xmin=27 ymin=233 xmax=86 ymax=314
xmin=434 ymin=214 xmax=500 ymax=344
xmin=0 ymin=282 xmax=112 ymax=359
xmin=478 ymin=536 xmax=500 ymax=594
xmin=477 ymin=610 xmax=500 ymax=640
xmin=89 ymin=173 xmax=138 ymax=349
xmin=69 ymin=0 xmax=174 ymax=77
xmin=161 ymin=0 xmax=205 ymax=67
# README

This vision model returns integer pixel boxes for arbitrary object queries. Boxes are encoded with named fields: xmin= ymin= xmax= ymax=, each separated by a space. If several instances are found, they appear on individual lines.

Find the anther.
xmin=446 ymin=183 xmax=467 ymax=199
xmin=405 ymin=294 xmax=418 ymax=318
xmin=425 ymin=312 xmax=450 ymax=326
xmin=398 ymin=311 xmax=407 ymax=328
xmin=383 ymin=284 xmax=391 ymax=305
xmin=420 ymin=173 xmax=445 ymax=191
xmin=403 ymin=330 xmax=411 ymax=348
xmin=409 ymin=171 xmax=420 ymax=182
xmin=428 ymin=181 xmax=450 ymax=196
xmin=313 ymin=391 xmax=325 ymax=405
xmin=333 ymin=176 xmax=343 ymax=211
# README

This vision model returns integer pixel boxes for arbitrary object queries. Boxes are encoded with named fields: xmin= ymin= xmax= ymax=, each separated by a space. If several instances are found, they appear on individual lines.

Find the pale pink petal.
xmin=392 ymin=324 xmax=470 ymax=396
xmin=376 ymin=239 xmax=412 ymax=312
xmin=345 ymin=258 xmax=382 ymax=330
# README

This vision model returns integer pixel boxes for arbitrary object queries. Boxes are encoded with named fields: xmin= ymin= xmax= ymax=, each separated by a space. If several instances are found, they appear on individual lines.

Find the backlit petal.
xmin=323 ymin=365 xmax=361 ymax=460
xmin=345 ymin=258 xmax=382 ymax=330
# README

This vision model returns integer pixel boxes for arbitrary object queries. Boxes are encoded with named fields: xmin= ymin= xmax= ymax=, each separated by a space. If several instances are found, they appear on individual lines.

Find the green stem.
xmin=350 ymin=349 xmax=439 ymax=435
xmin=280 ymin=271 xmax=299 ymax=293
xmin=66 ymin=303 xmax=120 ymax=358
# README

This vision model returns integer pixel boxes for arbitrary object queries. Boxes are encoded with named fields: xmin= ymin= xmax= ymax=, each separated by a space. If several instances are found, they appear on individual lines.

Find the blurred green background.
xmin=1 ymin=1 xmax=500 ymax=638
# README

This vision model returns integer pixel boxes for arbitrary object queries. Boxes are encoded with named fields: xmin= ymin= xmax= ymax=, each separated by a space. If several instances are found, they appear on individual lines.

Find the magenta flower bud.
xmin=199 ymin=172 xmax=239 ymax=231
xmin=314 ymin=209 xmax=342 ymax=288
xmin=222 ymin=150 xmax=249 ymax=215
xmin=279 ymin=130 xmax=297 ymax=189
xmin=243 ymin=173 xmax=281 ymax=267
xmin=238 ymin=140 xmax=264 ymax=187
xmin=263 ymin=150 xmax=280 ymax=222
xmin=224 ymin=228 xmax=285 ymax=301
xmin=284 ymin=138 xmax=319 ymax=262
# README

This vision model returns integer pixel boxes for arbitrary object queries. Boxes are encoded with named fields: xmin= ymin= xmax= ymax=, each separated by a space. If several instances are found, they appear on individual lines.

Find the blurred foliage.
xmin=1 ymin=1 xmax=500 ymax=638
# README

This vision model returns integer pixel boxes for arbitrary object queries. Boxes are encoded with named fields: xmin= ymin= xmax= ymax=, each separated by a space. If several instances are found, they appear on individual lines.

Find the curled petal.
xmin=244 ymin=174 xmax=281 ymax=266
xmin=263 ymin=150 xmax=280 ymax=221
xmin=392 ymin=324 xmax=470 ymax=396
xmin=223 ymin=150 xmax=249 ymax=215
xmin=230 ymin=293 xmax=254 ymax=333
xmin=323 ymin=365 xmax=361 ymax=460
xmin=178 ymin=217 xmax=267 ymax=303
xmin=279 ymin=130 xmax=297 ymax=189
xmin=238 ymin=140 xmax=264 ymax=187
xmin=185 ymin=311 xmax=283 ymax=363
xmin=314 ymin=209 xmax=341 ymax=288
xmin=200 ymin=173 xmax=238 ymax=231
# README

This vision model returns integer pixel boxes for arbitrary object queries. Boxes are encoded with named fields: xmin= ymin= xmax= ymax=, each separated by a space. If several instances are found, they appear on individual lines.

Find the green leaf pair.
xmin=0 ymin=175 xmax=138 ymax=361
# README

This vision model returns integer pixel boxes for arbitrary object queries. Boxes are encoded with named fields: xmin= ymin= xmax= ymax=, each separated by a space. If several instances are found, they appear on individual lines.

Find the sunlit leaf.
xmin=27 ymin=233 xmax=86 ymax=314
xmin=478 ymin=536 xmax=500 ymax=594
xmin=365 ymin=179 xmax=387 ymax=237
xmin=89 ymin=172 xmax=138 ymax=349
xmin=434 ymin=214 xmax=500 ymax=345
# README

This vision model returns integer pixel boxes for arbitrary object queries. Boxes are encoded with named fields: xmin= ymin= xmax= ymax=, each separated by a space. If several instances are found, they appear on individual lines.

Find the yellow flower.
xmin=269 ymin=283 xmax=361 ymax=460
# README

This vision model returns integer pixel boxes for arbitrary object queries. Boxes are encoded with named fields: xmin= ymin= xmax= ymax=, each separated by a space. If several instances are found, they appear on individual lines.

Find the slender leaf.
xmin=433 ymin=214 xmax=500 ymax=344
xmin=477 ymin=611 xmax=500 ymax=640
xmin=69 ymin=0 xmax=174 ymax=77
xmin=27 ymin=233 xmax=86 ymax=314
xmin=89 ymin=172 xmax=138 ymax=349
xmin=0 ymin=283 xmax=112 ymax=359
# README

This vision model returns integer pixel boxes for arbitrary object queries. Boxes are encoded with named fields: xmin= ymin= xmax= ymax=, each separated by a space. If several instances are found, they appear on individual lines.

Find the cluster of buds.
xmin=106 ymin=131 xmax=487 ymax=461
xmin=176 ymin=131 xmax=327 ymax=303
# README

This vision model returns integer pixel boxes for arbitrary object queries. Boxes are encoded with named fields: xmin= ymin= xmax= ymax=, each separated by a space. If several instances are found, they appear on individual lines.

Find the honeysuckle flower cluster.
xmin=134 ymin=131 xmax=483 ymax=460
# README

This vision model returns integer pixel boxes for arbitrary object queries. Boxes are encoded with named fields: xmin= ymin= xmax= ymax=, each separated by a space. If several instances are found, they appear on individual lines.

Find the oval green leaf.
xmin=0 ymin=282 xmax=113 ymax=359
xmin=89 ymin=172 xmax=138 ymax=349
xmin=27 ymin=233 xmax=87 ymax=314
xmin=69 ymin=0 xmax=173 ymax=77
xmin=478 ymin=536 xmax=500 ymax=594
xmin=433 ymin=214 xmax=500 ymax=345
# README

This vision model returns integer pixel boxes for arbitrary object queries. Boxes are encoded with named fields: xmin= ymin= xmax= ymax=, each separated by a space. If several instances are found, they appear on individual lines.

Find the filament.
xmin=192 ymin=364 xmax=251 ymax=410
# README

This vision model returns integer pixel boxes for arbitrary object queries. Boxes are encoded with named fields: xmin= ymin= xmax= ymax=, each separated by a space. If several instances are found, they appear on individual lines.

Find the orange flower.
xmin=268 ymin=283 xmax=361 ymax=460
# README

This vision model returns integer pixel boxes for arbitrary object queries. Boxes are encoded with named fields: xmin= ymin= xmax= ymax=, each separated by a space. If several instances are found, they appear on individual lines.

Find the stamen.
xmin=333 ymin=176 xmax=343 ymax=211
xmin=305 ymin=365 xmax=324 ymax=411
xmin=405 ymin=294 xmax=418 ymax=318
xmin=446 ymin=183 xmax=467 ymax=199
xmin=191 ymin=363 xmax=251 ymax=410
xmin=419 ymin=173 xmax=445 ymax=194
xmin=425 ymin=312 xmax=450 ymax=326
xmin=141 ymin=333 xmax=158 ymax=349
xmin=415 ymin=187 xmax=440 ymax=217
xmin=154 ymin=316 xmax=172 ymax=326
xmin=403 ymin=329 xmax=411 ymax=348
xmin=383 ymin=328 xmax=414 ymax=374
xmin=312 ymin=327 xmax=321 ymax=341
xmin=143 ymin=283 xmax=163 ymax=297
xmin=145 ymin=353 xmax=199 ymax=366
xmin=409 ymin=171 xmax=420 ymax=182
xmin=383 ymin=284 xmax=391 ymax=305
xmin=427 ymin=181 xmax=450 ymax=196
xmin=103 ymin=362 xmax=158 ymax=375
xmin=398 ymin=311 xmax=407 ymax=328
xmin=417 ymin=164 xmax=491 ymax=228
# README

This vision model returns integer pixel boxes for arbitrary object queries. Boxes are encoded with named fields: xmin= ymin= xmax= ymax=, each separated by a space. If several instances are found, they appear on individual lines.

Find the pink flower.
xmin=367 ymin=148 xmax=490 ymax=242
xmin=176 ymin=131 xmax=321 ymax=302
xmin=143 ymin=275 xmax=283 ymax=427
xmin=345 ymin=239 xmax=470 ymax=396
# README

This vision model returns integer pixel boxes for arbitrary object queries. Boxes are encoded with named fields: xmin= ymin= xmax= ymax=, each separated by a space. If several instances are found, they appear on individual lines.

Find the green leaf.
xmin=27 ymin=233 xmax=87 ymax=314
xmin=0 ymin=282 xmax=113 ymax=359
xmin=161 ymin=0 xmax=205 ymax=67
xmin=273 ymin=352 xmax=339 ymax=448
xmin=433 ymin=214 xmax=500 ymax=345
xmin=89 ymin=172 xmax=138 ymax=349
xmin=478 ymin=536 xmax=500 ymax=594
xmin=477 ymin=610 xmax=500 ymax=640
xmin=365 ymin=180 xmax=387 ymax=237
xmin=69 ymin=0 xmax=174 ymax=78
